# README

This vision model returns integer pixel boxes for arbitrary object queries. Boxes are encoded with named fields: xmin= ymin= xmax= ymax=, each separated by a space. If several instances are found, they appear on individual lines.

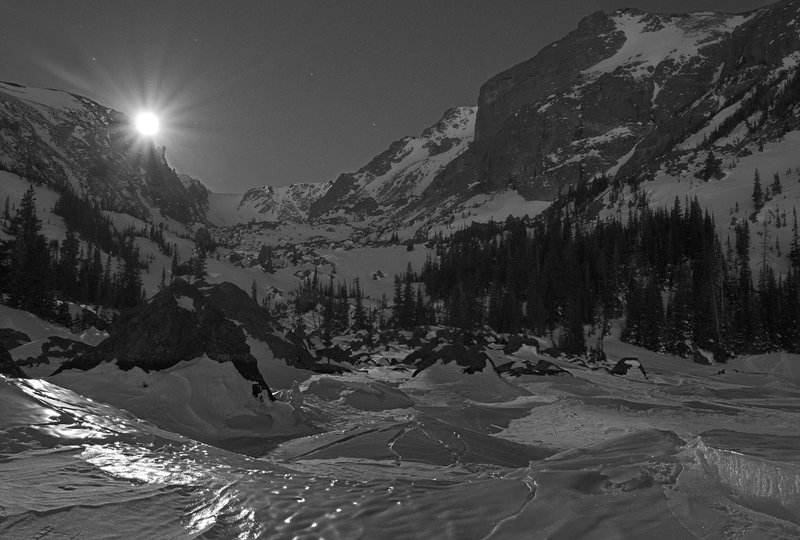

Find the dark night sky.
xmin=0 ymin=0 xmax=778 ymax=192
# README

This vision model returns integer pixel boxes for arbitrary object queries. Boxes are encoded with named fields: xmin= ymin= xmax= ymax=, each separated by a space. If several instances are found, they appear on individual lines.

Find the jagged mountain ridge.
xmin=238 ymin=180 xmax=334 ymax=222
xmin=308 ymin=106 xmax=476 ymax=220
xmin=0 ymin=81 xmax=205 ymax=223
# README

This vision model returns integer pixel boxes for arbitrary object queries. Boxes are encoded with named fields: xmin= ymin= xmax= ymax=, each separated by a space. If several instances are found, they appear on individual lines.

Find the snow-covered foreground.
xmin=3 ymin=337 xmax=800 ymax=538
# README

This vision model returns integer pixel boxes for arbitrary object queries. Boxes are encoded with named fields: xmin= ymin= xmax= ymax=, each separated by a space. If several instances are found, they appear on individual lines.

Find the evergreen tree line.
xmin=0 ymin=186 xmax=145 ymax=322
xmin=52 ymin=187 xmax=174 ymax=260
xmin=291 ymin=269 xmax=379 ymax=341
xmin=416 ymin=192 xmax=800 ymax=359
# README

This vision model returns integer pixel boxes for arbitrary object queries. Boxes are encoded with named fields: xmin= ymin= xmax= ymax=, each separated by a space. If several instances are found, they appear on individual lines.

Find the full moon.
xmin=134 ymin=112 xmax=160 ymax=136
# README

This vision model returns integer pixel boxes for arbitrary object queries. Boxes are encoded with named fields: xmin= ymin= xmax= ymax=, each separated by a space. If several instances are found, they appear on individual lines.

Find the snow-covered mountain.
xmin=308 ymin=106 xmax=476 ymax=220
xmin=211 ymin=1 xmax=800 ymax=239
xmin=458 ymin=1 xmax=800 ymax=199
xmin=207 ymin=180 xmax=334 ymax=226
xmin=0 ymin=81 xmax=204 ymax=223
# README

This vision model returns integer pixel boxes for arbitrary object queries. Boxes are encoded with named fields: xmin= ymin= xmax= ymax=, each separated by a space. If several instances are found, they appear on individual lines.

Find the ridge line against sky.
xmin=0 ymin=0 xmax=778 ymax=193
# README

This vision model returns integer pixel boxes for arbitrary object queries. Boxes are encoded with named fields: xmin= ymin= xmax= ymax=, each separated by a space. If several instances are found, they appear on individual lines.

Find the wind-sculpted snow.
xmin=4 ymin=336 xmax=800 ymax=537
xmin=691 ymin=434 xmax=800 ymax=523
xmin=0 ymin=377 xmax=540 ymax=539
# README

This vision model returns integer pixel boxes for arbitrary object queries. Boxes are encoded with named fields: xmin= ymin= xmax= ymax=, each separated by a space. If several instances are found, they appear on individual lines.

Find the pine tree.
xmin=702 ymin=151 xmax=721 ymax=181
xmin=170 ymin=251 xmax=179 ymax=281
xmin=352 ymin=278 xmax=366 ymax=331
xmin=640 ymin=277 xmax=664 ymax=350
xmin=322 ymin=293 xmax=335 ymax=341
xmin=250 ymin=280 xmax=258 ymax=305
xmin=790 ymin=207 xmax=800 ymax=272
xmin=771 ymin=172 xmax=782 ymax=196
xmin=89 ymin=247 xmax=103 ymax=304
xmin=192 ymin=247 xmax=207 ymax=281
xmin=559 ymin=296 xmax=586 ymax=355
xmin=391 ymin=275 xmax=403 ymax=327
xmin=752 ymin=169 xmax=764 ymax=211
xmin=2 ymin=196 xmax=9 ymax=224
xmin=58 ymin=230 xmax=80 ymax=298
xmin=101 ymin=253 xmax=113 ymax=305
xmin=116 ymin=256 xmax=143 ymax=308
xmin=6 ymin=185 xmax=53 ymax=316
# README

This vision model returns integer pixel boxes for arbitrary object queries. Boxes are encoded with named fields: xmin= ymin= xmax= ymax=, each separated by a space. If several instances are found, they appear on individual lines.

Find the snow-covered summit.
xmin=583 ymin=10 xmax=752 ymax=81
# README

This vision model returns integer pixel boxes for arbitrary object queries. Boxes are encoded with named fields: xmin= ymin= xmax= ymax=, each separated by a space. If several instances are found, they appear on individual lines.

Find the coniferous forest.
xmin=416 ymin=180 xmax=800 ymax=360
xmin=0 ymin=185 xmax=147 ymax=326
xmin=281 ymin=175 xmax=800 ymax=362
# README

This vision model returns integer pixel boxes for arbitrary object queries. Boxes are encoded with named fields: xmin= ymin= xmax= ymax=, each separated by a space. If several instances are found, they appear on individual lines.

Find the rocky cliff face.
xmin=441 ymin=0 xmax=800 ymax=200
xmin=0 ymin=82 xmax=203 ymax=223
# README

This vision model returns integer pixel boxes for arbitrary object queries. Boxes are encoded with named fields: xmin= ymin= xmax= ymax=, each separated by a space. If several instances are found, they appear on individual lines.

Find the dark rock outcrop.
xmin=0 ymin=328 xmax=31 ymax=351
xmin=498 ymin=358 xmax=571 ymax=377
xmin=609 ymin=357 xmax=648 ymax=379
xmin=503 ymin=334 xmax=541 ymax=355
xmin=17 ymin=336 xmax=93 ymax=374
xmin=54 ymin=280 xmax=320 ymax=398
xmin=0 ymin=344 xmax=26 ymax=378
xmin=403 ymin=343 xmax=496 ymax=376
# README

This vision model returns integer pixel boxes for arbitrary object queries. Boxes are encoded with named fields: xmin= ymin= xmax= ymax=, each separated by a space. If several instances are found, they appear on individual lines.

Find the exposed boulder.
xmin=403 ymin=343 xmax=495 ymax=376
xmin=0 ymin=344 xmax=26 ymax=378
xmin=693 ymin=349 xmax=714 ymax=365
xmin=503 ymin=334 xmax=541 ymax=355
xmin=609 ymin=357 xmax=649 ymax=379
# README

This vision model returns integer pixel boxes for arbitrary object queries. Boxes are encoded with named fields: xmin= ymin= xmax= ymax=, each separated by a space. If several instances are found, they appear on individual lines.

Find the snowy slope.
xmin=308 ymin=107 xmax=476 ymax=222
xmin=583 ymin=10 xmax=752 ymax=81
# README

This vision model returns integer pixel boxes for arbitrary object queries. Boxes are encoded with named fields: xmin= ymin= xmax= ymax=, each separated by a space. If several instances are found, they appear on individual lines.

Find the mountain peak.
xmin=307 ymin=106 xmax=476 ymax=221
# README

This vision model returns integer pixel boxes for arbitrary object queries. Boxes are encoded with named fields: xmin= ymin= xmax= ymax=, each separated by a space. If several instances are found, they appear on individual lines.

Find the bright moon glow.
xmin=135 ymin=112 xmax=160 ymax=136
